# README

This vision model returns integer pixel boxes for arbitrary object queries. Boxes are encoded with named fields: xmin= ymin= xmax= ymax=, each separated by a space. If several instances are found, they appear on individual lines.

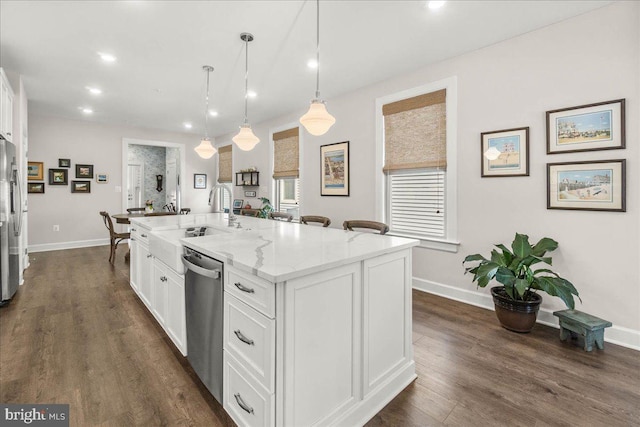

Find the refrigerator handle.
xmin=12 ymin=164 xmax=23 ymax=237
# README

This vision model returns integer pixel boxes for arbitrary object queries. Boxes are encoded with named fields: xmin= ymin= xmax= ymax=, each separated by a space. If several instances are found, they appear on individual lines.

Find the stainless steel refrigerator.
xmin=0 ymin=139 xmax=23 ymax=305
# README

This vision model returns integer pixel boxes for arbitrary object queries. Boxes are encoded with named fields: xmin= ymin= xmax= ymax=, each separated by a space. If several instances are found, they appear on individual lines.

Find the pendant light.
xmin=232 ymin=33 xmax=260 ymax=151
xmin=299 ymin=0 xmax=335 ymax=136
xmin=194 ymin=65 xmax=217 ymax=159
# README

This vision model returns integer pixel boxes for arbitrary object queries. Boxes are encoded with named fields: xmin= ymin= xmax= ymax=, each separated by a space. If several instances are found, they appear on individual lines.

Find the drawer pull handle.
xmin=160 ymin=276 xmax=167 ymax=282
xmin=146 ymin=254 xmax=153 ymax=258
xmin=234 ymin=393 xmax=254 ymax=414
xmin=141 ymin=233 xmax=148 ymax=238
xmin=234 ymin=282 xmax=255 ymax=294
xmin=234 ymin=330 xmax=254 ymax=346
xmin=131 ymin=228 xmax=137 ymax=232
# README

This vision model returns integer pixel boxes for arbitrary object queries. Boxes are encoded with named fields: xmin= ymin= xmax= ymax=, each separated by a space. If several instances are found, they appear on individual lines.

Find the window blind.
xmin=218 ymin=145 xmax=232 ymax=183
xmin=388 ymin=169 xmax=445 ymax=238
xmin=383 ymin=89 xmax=446 ymax=171
xmin=273 ymin=127 xmax=299 ymax=179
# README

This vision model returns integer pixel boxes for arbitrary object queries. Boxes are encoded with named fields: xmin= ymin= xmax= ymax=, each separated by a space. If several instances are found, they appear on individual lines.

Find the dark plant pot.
xmin=491 ymin=286 xmax=542 ymax=333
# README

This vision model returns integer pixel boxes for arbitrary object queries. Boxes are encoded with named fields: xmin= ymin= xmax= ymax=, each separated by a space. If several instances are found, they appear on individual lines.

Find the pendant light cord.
xmin=244 ymin=37 xmax=249 ymax=125
xmin=204 ymin=69 xmax=210 ymax=139
xmin=315 ymin=0 xmax=321 ymax=99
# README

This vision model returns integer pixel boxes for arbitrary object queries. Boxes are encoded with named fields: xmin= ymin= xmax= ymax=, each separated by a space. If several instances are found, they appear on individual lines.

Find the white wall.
xmin=27 ymin=114 xmax=216 ymax=249
xmin=219 ymin=2 xmax=640 ymax=346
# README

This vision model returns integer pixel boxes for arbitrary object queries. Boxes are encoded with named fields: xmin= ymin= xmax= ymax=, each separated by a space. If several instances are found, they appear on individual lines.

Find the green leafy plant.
xmin=463 ymin=233 xmax=580 ymax=309
xmin=258 ymin=197 xmax=274 ymax=219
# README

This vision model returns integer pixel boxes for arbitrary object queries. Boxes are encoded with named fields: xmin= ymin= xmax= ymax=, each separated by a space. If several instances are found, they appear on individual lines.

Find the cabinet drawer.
xmin=224 ymin=353 xmax=274 ymax=427
xmin=225 ymin=294 xmax=275 ymax=392
xmin=225 ymin=266 xmax=275 ymax=318
xmin=131 ymin=226 xmax=150 ymax=245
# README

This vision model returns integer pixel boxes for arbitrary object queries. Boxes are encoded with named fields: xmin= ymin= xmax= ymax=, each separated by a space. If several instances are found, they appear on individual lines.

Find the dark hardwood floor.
xmin=1 ymin=246 xmax=639 ymax=426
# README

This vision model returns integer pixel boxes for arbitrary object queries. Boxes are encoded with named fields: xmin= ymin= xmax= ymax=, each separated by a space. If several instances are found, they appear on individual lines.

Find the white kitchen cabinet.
xmin=0 ymin=69 xmax=14 ymax=142
xmin=152 ymin=258 xmax=169 ymax=326
xmin=165 ymin=262 xmax=187 ymax=355
xmin=130 ymin=226 xmax=153 ymax=309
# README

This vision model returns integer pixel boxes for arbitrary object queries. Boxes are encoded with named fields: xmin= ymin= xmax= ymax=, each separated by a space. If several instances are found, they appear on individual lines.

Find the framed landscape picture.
xmin=480 ymin=127 xmax=529 ymax=177
xmin=27 ymin=182 xmax=45 ymax=194
xmin=547 ymin=159 xmax=625 ymax=212
xmin=71 ymin=181 xmax=91 ymax=193
xmin=76 ymin=164 xmax=94 ymax=178
xmin=546 ymin=99 xmax=625 ymax=154
xmin=194 ymin=173 xmax=207 ymax=189
xmin=96 ymin=173 xmax=108 ymax=183
xmin=321 ymin=141 xmax=349 ymax=196
xmin=48 ymin=168 xmax=68 ymax=185
xmin=27 ymin=162 xmax=44 ymax=180
xmin=59 ymin=158 xmax=71 ymax=168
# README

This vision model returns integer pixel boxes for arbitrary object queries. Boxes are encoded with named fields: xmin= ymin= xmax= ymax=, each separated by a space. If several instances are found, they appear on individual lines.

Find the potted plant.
xmin=463 ymin=232 xmax=580 ymax=333
xmin=257 ymin=197 xmax=274 ymax=219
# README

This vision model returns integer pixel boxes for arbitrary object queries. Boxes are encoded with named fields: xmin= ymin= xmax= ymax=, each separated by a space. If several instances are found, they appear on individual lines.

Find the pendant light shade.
xmin=233 ymin=33 xmax=260 ymax=151
xmin=300 ymin=0 xmax=335 ymax=136
xmin=232 ymin=124 xmax=260 ymax=151
xmin=195 ymin=138 xmax=216 ymax=159
xmin=195 ymin=65 xmax=217 ymax=159
xmin=484 ymin=146 xmax=501 ymax=161
xmin=300 ymin=100 xmax=336 ymax=136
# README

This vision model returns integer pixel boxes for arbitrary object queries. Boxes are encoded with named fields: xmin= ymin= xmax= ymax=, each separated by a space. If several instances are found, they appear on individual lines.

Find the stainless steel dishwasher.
xmin=182 ymin=247 xmax=224 ymax=404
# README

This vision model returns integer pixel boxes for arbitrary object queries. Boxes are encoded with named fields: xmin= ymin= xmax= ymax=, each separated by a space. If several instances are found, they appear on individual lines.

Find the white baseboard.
xmin=29 ymin=238 xmax=110 ymax=253
xmin=412 ymin=277 xmax=640 ymax=352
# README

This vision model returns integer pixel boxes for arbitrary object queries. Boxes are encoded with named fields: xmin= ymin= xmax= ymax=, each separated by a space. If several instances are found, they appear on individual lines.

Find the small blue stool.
xmin=553 ymin=309 xmax=612 ymax=352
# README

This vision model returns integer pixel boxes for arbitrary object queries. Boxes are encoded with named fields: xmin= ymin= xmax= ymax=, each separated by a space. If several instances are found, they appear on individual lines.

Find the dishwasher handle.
xmin=182 ymin=255 xmax=221 ymax=279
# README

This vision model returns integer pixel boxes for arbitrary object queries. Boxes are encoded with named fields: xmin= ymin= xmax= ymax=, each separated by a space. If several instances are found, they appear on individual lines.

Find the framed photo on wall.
xmin=480 ymin=127 xmax=529 ymax=177
xmin=48 ymin=169 xmax=68 ymax=185
xmin=27 ymin=162 xmax=44 ymax=181
xmin=320 ymin=141 xmax=350 ymax=196
xmin=59 ymin=158 xmax=71 ymax=168
xmin=96 ymin=173 xmax=108 ymax=183
xmin=27 ymin=182 xmax=45 ymax=194
xmin=76 ymin=164 xmax=94 ymax=179
xmin=194 ymin=173 xmax=207 ymax=189
xmin=71 ymin=181 xmax=91 ymax=193
xmin=546 ymin=99 xmax=625 ymax=154
xmin=547 ymin=159 xmax=625 ymax=212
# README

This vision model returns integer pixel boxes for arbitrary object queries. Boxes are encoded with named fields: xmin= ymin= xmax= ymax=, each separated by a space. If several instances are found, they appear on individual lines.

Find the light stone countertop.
xmin=131 ymin=213 xmax=418 ymax=283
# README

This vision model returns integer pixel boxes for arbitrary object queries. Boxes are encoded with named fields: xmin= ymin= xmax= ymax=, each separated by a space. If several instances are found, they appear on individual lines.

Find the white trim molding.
xmin=29 ymin=238 xmax=110 ymax=253
xmin=412 ymin=277 xmax=640 ymax=352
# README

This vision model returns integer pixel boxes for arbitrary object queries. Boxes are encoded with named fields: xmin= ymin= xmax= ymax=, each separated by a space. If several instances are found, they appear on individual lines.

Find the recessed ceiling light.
xmin=209 ymin=110 xmax=219 ymax=117
xmin=247 ymin=91 xmax=257 ymax=99
xmin=307 ymin=59 xmax=318 ymax=69
xmin=427 ymin=1 xmax=446 ymax=10
xmin=81 ymin=107 xmax=93 ymax=114
xmin=98 ymin=52 xmax=117 ymax=63
xmin=86 ymin=86 xmax=102 ymax=95
xmin=183 ymin=122 xmax=193 ymax=129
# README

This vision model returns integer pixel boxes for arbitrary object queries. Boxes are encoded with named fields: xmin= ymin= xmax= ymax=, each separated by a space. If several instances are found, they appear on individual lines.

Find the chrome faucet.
xmin=209 ymin=183 xmax=237 ymax=227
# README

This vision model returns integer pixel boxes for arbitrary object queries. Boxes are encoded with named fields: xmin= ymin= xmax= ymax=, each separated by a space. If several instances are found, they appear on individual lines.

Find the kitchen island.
xmin=129 ymin=213 xmax=418 ymax=427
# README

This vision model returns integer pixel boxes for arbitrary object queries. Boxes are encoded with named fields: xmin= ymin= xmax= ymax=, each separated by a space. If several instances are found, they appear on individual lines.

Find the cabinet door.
xmin=138 ymin=245 xmax=153 ymax=309
xmin=130 ymin=238 xmax=140 ymax=293
xmin=166 ymin=268 xmax=186 ymax=355
xmin=152 ymin=260 xmax=169 ymax=326
xmin=282 ymin=263 xmax=361 ymax=427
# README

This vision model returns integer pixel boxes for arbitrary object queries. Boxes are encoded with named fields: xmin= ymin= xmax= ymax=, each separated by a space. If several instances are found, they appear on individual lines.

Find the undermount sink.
xmin=149 ymin=226 xmax=229 ymax=274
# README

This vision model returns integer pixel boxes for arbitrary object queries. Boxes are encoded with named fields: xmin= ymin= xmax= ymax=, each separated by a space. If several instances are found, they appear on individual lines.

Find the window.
xmin=217 ymin=144 xmax=232 ymax=213
xmin=377 ymin=77 xmax=458 ymax=252
xmin=272 ymin=127 xmax=300 ymax=218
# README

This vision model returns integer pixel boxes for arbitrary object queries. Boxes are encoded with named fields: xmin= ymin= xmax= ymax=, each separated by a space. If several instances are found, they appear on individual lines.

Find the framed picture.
xmin=59 ymin=158 xmax=71 ymax=168
xmin=27 ymin=162 xmax=44 ymax=181
xmin=546 ymin=99 xmax=625 ymax=154
xmin=233 ymin=199 xmax=244 ymax=209
xmin=71 ymin=180 xmax=91 ymax=193
xmin=48 ymin=168 xmax=68 ymax=185
xmin=244 ymin=191 xmax=256 ymax=197
xmin=27 ymin=182 xmax=45 ymax=194
xmin=320 ymin=141 xmax=350 ymax=196
xmin=76 ymin=164 xmax=94 ymax=178
xmin=481 ymin=127 xmax=529 ymax=177
xmin=547 ymin=159 xmax=625 ymax=212
xmin=194 ymin=173 xmax=207 ymax=189
xmin=96 ymin=173 xmax=108 ymax=183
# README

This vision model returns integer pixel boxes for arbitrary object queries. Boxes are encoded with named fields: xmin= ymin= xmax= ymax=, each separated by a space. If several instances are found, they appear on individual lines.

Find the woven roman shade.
xmin=383 ymin=89 xmax=447 ymax=171
xmin=273 ymin=127 xmax=299 ymax=179
xmin=217 ymin=145 xmax=232 ymax=183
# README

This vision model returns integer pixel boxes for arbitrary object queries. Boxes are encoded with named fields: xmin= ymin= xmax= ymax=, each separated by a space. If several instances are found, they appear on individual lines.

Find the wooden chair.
xmin=179 ymin=208 xmax=191 ymax=215
xmin=100 ymin=211 xmax=130 ymax=263
xmin=240 ymin=209 xmax=261 ymax=217
xmin=269 ymin=211 xmax=293 ymax=222
xmin=300 ymin=215 xmax=331 ymax=227
xmin=126 ymin=207 xmax=145 ymax=213
xmin=343 ymin=220 xmax=389 ymax=235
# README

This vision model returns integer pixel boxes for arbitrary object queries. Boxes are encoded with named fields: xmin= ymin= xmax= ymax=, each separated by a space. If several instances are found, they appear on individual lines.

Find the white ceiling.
xmin=0 ymin=1 xmax=611 ymax=139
